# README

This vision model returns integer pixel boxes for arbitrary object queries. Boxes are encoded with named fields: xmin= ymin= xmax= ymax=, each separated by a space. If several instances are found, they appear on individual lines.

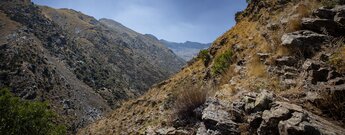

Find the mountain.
xmin=80 ymin=0 xmax=345 ymax=134
xmin=159 ymin=39 xmax=211 ymax=61
xmin=0 ymin=0 xmax=185 ymax=133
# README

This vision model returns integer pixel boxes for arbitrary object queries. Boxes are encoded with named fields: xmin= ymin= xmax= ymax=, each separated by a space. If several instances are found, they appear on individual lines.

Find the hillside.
xmin=0 ymin=0 xmax=185 ymax=133
xmin=80 ymin=0 xmax=345 ymax=134
xmin=159 ymin=39 xmax=211 ymax=61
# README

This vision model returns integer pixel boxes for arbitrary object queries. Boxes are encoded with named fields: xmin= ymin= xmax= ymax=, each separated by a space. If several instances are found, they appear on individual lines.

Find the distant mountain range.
xmin=143 ymin=35 xmax=212 ymax=61
xmin=159 ymin=39 xmax=211 ymax=61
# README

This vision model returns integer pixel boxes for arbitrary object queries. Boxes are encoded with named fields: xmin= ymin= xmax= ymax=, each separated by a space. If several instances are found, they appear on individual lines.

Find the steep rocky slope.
xmin=159 ymin=39 xmax=211 ymax=61
xmin=80 ymin=0 xmax=345 ymax=134
xmin=0 ymin=0 xmax=185 ymax=133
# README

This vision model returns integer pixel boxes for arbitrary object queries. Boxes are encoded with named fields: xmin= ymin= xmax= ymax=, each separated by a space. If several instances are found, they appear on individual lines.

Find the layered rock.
xmin=196 ymin=91 xmax=345 ymax=135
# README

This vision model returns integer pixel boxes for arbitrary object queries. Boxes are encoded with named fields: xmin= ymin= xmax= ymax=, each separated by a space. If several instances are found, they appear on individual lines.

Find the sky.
xmin=32 ymin=0 xmax=247 ymax=43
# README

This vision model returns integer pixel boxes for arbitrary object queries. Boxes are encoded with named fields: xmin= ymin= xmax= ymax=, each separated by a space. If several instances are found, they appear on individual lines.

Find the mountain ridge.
xmin=0 ymin=0 xmax=185 ymax=133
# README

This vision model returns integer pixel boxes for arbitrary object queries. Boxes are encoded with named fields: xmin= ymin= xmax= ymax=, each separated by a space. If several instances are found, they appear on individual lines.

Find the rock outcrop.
xmin=196 ymin=91 xmax=345 ymax=135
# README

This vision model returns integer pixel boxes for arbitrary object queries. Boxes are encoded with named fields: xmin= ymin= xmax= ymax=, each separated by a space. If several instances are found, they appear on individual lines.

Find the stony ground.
xmin=80 ymin=0 xmax=345 ymax=134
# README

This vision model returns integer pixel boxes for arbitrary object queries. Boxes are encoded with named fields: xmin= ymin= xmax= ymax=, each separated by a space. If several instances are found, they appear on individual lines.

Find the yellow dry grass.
xmin=40 ymin=6 xmax=93 ymax=34
xmin=78 ymin=0 xmax=331 ymax=134
xmin=329 ymin=44 xmax=345 ymax=72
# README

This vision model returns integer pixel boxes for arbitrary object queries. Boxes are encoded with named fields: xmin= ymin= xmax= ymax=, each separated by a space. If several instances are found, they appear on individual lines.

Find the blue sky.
xmin=32 ymin=0 xmax=247 ymax=43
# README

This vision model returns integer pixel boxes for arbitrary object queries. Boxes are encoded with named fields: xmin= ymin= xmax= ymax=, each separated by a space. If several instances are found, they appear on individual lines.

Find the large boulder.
xmin=281 ymin=30 xmax=329 ymax=47
xmin=257 ymin=102 xmax=297 ymax=135
xmin=301 ymin=18 xmax=345 ymax=36
xmin=244 ymin=90 xmax=274 ymax=113
xmin=258 ymin=102 xmax=345 ymax=135
xmin=196 ymin=90 xmax=345 ymax=135
xmin=201 ymin=99 xmax=239 ymax=135
xmin=281 ymin=30 xmax=329 ymax=57
xmin=278 ymin=111 xmax=345 ymax=135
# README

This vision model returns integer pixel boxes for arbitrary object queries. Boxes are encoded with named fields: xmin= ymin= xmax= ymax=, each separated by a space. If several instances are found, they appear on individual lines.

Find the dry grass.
xmin=171 ymin=86 xmax=209 ymax=125
xmin=329 ymin=39 xmax=345 ymax=72
xmin=246 ymin=56 xmax=267 ymax=77
xmin=286 ymin=5 xmax=307 ymax=32
xmin=219 ymin=65 xmax=236 ymax=85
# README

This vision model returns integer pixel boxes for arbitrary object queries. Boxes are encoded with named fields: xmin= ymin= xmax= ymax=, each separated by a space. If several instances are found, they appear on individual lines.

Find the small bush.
xmin=172 ymin=87 xmax=208 ymax=125
xmin=198 ymin=49 xmax=211 ymax=66
xmin=0 ymin=88 xmax=66 ymax=135
xmin=235 ymin=11 xmax=244 ymax=23
xmin=329 ymin=47 xmax=345 ymax=72
xmin=212 ymin=49 xmax=233 ymax=75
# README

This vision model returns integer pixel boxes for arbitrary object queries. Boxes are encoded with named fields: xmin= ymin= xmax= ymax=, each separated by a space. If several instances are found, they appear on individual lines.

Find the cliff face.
xmin=0 ymin=0 xmax=185 ymax=133
xmin=80 ymin=0 xmax=345 ymax=134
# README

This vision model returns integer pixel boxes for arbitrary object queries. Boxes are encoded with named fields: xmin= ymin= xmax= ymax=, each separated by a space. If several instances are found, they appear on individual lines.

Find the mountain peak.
xmin=99 ymin=18 xmax=123 ymax=26
xmin=144 ymin=34 xmax=159 ymax=41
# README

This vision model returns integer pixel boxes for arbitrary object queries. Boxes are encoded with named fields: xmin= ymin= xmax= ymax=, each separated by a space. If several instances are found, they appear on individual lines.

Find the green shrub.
xmin=0 ymin=88 xmax=66 ymax=135
xmin=198 ymin=49 xmax=211 ymax=66
xmin=321 ymin=0 xmax=345 ymax=8
xmin=329 ymin=48 xmax=345 ymax=72
xmin=235 ymin=11 xmax=244 ymax=23
xmin=212 ymin=49 xmax=233 ymax=75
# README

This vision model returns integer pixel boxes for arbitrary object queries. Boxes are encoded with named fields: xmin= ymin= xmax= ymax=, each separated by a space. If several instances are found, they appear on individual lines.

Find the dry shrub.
xmin=286 ymin=18 xmax=303 ymax=33
xmin=219 ymin=65 xmax=236 ymax=85
xmin=246 ymin=56 xmax=267 ymax=77
xmin=171 ymin=86 xmax=209 ymax=125
xmin=329 ymin=39 xmax=345 ymax=72
xmin=285 ymin=3 xmax=311 ymax=32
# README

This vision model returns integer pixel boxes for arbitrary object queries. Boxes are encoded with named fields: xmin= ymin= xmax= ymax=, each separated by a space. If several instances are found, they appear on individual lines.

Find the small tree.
xmin=198 ymin=49 xmax=211 ymax=66
xmin=0 ymin=88 xmax=66 ymax=135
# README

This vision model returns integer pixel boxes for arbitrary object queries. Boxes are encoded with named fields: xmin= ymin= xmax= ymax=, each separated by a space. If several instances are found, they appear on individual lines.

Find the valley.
xmin=1 ymin=0 xmax=345 ymax=135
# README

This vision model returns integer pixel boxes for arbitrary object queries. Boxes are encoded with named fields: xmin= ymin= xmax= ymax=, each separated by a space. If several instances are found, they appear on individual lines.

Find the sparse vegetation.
xmin=285 ymin=3 xmax=311 ymax=32
xmin=321 ymin=0 xmax=345 ymax=8
xmin=198 ymin=49 xmax=211 ymax=66
xmin=0 ymin=88 xmax=66 ymax=135
xmin=235 ymin=11 xmax=244 ymax=23
xmin=329 ymin=46 xmax=345 ymax=72
xmin=171 ymin=86 xmax=208 ymax=125
xmin=212 ymin=49 xmax=233 ymax=75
